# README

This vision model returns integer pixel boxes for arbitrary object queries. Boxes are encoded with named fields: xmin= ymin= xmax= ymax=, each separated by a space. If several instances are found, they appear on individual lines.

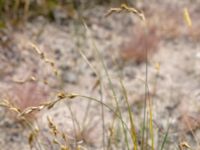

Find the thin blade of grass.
xmin=141 ymin=28 xmax=148 ymax=150
xmin=149 ymin=96 xmax=154 ymax=150
xmin=82 ymin=20 xmax=130 ymax=150
xmin=160 ymin=123 xmax=170 ymax=150
xmin=77 ymin=47 xmax=106 ymax=149
xmin=120 ymin=80 xmax=138 ymax=150
xmin=183 ymin=7 xmax=192 ymax=27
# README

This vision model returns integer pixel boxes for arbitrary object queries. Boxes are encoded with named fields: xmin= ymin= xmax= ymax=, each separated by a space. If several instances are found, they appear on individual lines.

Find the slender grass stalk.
xmin=81 ymin=20 xmax=130 ymax=149
xmin=77 ymin=47 xmax=105 ymax=149
xmin=141 ymin=25 xmax=148 ymax=150
xmin=65 ymin=103 xmax=78 ymax=148
xmin=82 ymin=100 xmax=92 ymax=128
xmin=99 ymin=77 xmax=106 ymax=149
xmin=120 ymin=80 xmax=138 ymax=150
xmin=148 ymin=63 xmax=159 ymax=150
xmin=92 ymin=39 xmax=130 ymax=150
xmin=71 ymin=5 xmax=107 ymax=147
xmin=76 ymin=94 xmax=131 ymax=135
xmin=138 ymin=18 xmax=154 ymax=150
xmin=149 ymin=95 xmax=154 ymax=150
xmin=160 ymin=123 xmax=170 ymax=150
xmin=107 ymin=116 xmax=117 ymax=150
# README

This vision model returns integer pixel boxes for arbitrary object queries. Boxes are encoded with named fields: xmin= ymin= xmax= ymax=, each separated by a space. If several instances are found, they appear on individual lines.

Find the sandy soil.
xmin=0 ymin=1 xmax=200 ymax=150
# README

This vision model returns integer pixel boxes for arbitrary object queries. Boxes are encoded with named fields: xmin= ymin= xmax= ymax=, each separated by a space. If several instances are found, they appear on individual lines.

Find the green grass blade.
xmin=120 ymin=80 xmax=138 ymax=150
xmin=160 ymin=123 xmax=170 ymax=150
xmin=82 ymin=20 xmax=130 ymax=150
xmin=149 ymin=96 xmax=154 ymax=150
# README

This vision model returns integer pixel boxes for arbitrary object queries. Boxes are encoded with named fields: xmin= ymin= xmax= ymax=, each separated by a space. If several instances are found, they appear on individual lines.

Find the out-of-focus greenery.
xmin=0 ymin=0 xmax=62 ymax=27
xmin=0 ymin=0 xmax=135 ymax=28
